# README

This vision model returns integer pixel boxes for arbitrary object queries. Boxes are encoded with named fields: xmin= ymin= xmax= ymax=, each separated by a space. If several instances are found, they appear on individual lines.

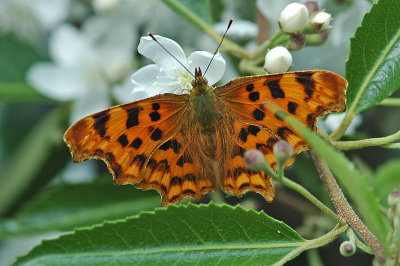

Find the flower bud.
xmin=264 ymin=47 xmax=292 ymax=74
xmin=388 ymin=189 xmax=400 ymax=208
xmin=92 ymin=0 xmax=120 ymax=13
xmin=304 ymin=1 xmax=319 ymax=15
xmin=279 ymin=3 xmax=309 ymax=33
xmin=244 ymin=149 xmax=267 ymax=171
xmin=310 ymin=11 xmax=332 ymax=32
xmin=273 ymin=141 xmax=293 ymax=165
xmin=287 ymin=33 xmax=306 ymax=50
xmin=306 ymin=31 xmax=329 ymax=46
xmin=340 ymin=241 xmax=356 ymax=257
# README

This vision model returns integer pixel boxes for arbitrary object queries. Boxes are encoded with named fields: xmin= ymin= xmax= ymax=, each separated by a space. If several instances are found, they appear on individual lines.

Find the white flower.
xmin=264 ymin=47 xmax=293 ymax=73
xmin=131 ymin=35 xmax=226 ymax=99
xmin=311 ymin=11 xmax=332 ymax=32
xmin=27 ymin=22 xmax=135 ymax=123
xmin=0 ymin=0 xmax=69 ymax=45
xmin=278 ymin=3 xmax=309 ymax=33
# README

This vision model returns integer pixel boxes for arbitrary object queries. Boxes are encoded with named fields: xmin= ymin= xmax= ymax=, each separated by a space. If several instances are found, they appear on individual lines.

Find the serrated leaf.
xmin=346 ymin=0 xmax=400 ymax=114
xmin=273 ymin=109 xmax=390 ymax=252
xmin=0 ymin=179 xmax=160 ymax=238
xmin=374 ymin=159 xmax=400 ymax=206
xmin=15 ymin=204 xmax=305 ymax=265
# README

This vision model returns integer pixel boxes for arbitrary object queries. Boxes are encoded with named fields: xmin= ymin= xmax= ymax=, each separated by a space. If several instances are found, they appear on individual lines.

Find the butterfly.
xmin=64 ymin=67 xmax=347 ymax=206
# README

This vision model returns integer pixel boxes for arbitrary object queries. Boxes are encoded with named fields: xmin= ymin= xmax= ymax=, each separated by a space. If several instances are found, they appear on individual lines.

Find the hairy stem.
xmin=310 ymin=151 xmax=386 ymax=260
xmin=333 ymin=129 xmax=400 ymax=150
xmin=273 ymin=224 xmax=349 ymax=266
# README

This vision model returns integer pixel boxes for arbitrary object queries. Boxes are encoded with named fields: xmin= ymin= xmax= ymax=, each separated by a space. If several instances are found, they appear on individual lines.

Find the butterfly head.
xmin=191 ymin=67 xmax=209 ymax=91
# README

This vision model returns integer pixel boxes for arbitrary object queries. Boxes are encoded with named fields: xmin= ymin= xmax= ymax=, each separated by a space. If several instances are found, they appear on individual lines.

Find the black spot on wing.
xmin=248 ymin=91 xmax=259 ymax=102
xmin=126 ymin=107 xmax=140 ymax=128
xmin=239 ymin=128 xmax=248 ymax=142
xmin=288 ymin=102 xmax=298 ymax=114
xmin=248 ymin=125 xmax=260 ymax=136
xmin=277 ymin=127 xmax=293 ymax=140
xmin=152 ymin=103 xmax=160 ymax=110
xmin=130 ymin=137 xmax=142 ymax=149
xmin=151 ymin=128 xmax=163 ymax=141
xmin=253 ymin=109 xmax=265 ymax=121
xmin=246 ymin=84 xmax=254 ymax=92
xmin=296 ymin=72 xmax=315 ymax=101
xmin=170 ymin=176 xmax=182 ymax=186
xmin=131 ymin=154 xmax=147 ymax=169
xmin=93 ymin=110 xmax=110 ymax=138
xmin=265 ymin=80 xmax=285 ymax=98
xmin=117 ymin=134 xmax=129 ymax=147
xmin=149 ymin=111 xmax=161 ymax=121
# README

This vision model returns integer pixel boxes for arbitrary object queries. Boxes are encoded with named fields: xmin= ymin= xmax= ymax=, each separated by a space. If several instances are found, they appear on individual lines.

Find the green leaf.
xmin=0 ymin=82 xmax=49 ymax=102
xmin=273 ymin=109 xmax=390 ymax=253
xmin=346 ymin=0 xmax=400 ymax=114
xmin=374 ymin=159 xmax=400 ymax=206
xmin=0 ymin=34 xmax=45 ymax=82
xmin=0 ymin=105 xmax=69 ymax=215
xmin=15 ymin=204 xmax=305 ymax=265
xmin=0 ymin=179 xmax=160 ymax=238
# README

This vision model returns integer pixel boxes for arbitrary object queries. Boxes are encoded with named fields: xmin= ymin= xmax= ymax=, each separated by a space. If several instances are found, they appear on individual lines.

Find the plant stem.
xmin=382 ymin=143 xmax=400 ymax=149
xmin=333 ymin=129 xmax=400 ymax=150
xmin=329 ymin=112 xmax=355 ymax=141
xmin=162 ymin=0 xmax=250 ymax=59
xmin=279 ymin=176 xmax=344 ymax=225
xmin=310 ymin=151 xmax=386 ymax=260
xmin=273 ymin=223 xmax=349 ymax=266
xmin=378 ymin=98 xmax=400 ymax=107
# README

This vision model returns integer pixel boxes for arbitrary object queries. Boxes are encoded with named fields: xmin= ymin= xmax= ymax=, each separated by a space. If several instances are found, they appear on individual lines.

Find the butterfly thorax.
xmin=190 ymin=68 xmax=216 ymax=133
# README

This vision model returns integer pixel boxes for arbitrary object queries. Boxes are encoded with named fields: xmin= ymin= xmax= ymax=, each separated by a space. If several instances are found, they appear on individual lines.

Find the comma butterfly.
xmin=64 ymin=62 xmax=347 ymax=206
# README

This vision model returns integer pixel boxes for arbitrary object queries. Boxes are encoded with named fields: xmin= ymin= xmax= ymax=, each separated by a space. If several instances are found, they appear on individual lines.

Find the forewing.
xmin=215 ymin=70 xmax=347 ymax=199
xmin=64 ymin=93 xmax=214 ymax=205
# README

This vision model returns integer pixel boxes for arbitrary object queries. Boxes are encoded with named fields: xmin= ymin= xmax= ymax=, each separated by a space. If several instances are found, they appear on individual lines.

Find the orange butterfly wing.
xmin=64 ymin=93 xmax=215 ymax=206
xmin=215 ymin=70 xmax=347 ymax=200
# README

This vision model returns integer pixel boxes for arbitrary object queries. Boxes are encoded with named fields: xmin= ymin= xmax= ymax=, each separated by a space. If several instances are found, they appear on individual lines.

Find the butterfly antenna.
xmin=203 ymin=19 xmax=233 ymax=77
xmin=148 ymin=33 xmax=195 ymax=78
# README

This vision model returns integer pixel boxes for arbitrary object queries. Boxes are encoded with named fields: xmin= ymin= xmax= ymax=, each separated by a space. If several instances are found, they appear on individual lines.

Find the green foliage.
xmin=0 ymin=106 xmax=69 ymax=215
xmin=0 ymin=34 xmax=45 ymax=82
xmin=274 ymin=109 xmax=390 ymax=252
xmin=0 ymin=179 xmax=160 ymax=239
xmin=374 ymin=159 xmax=400 ymax=206
xmin=346 ymin=0 xmax=400 ymax=114
xmin=14 ymin=204 xmax=304 ymax=265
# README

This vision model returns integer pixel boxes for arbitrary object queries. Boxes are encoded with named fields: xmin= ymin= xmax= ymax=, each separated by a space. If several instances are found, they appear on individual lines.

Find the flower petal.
xmin=29 ymin=0 xmax=69 ymax=30
xmin=27 ymin=62 xmax=86 ymax=101
xmin=187 ymin=51 xmax=226 ymax=85
xmin=49 ymin=24 xmax=92 ymax=67
xmin=112 ymin=75 xmax=147 ymax=104
xmin=138 ymin=35 xmax=187 ymax=70
xmin=131 ymin=64 xmax=159 ymax=90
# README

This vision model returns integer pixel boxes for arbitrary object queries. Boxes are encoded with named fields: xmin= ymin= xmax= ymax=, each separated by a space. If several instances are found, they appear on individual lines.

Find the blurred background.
xmin=1 ymin=0 xmax=398 ymax=265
